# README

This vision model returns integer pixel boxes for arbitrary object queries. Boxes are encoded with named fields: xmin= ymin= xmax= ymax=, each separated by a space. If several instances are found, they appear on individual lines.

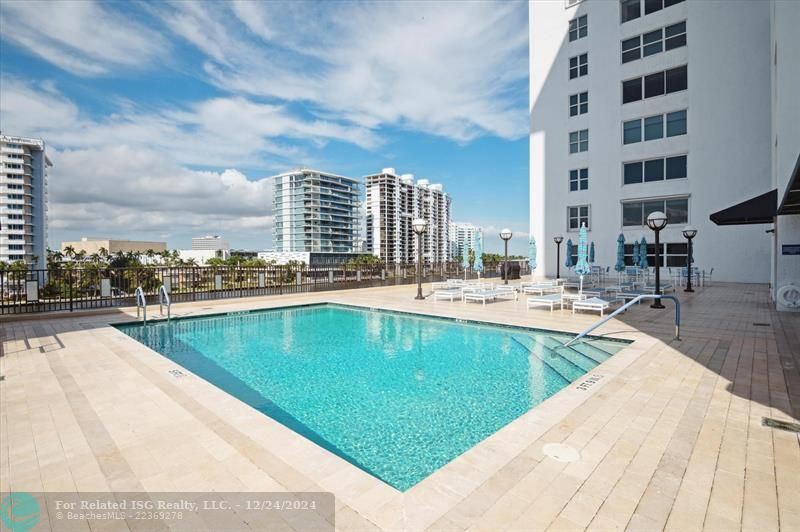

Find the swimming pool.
xmin=116 ymin=303 xmax=628 ymax=491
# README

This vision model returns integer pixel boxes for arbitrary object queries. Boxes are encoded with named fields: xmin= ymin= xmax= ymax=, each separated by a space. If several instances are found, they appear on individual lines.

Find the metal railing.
xmin=0 ymin=262 xmax=524 ymax=315
xmin=134 ymin=286 xmax=146 ymax=324
xmin=158 ymin=284 xmax=171 ymax=321
xmin=564 ymin=294 xmax=681 ymax=347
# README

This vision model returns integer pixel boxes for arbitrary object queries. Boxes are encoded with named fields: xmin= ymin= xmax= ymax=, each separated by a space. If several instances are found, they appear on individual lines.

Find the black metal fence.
xmin=0 ymin=262 xmax=527 ymax=315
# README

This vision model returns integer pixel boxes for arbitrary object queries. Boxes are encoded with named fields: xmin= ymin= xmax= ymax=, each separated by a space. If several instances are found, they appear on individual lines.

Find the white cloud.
xmin=0 ymin=0 xmax=167 ymax=76
xmin=162 ymin=1 xmax=529 ymax=142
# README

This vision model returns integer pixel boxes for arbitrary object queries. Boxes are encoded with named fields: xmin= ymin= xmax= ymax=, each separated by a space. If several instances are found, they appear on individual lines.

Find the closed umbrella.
xmin=565 ymin=239 xmax=574 ymax=269
xmin=474 ymin=233 xmax=483 ymax=277
xmin=462 ymin=242 xmax=469 ymax=280
xmin=589 ymin=241 xmax=595 ymax=264
xmin=639 ymin=237 xmax=649 ymax=270
xmin=632 ymin=239 xmax=640 ymax=269
xmin=528 ymin=237 xmax=537 ymax=274
xmin=574 ymin=224 xmax=591 ymax=294
xmin=615 ymin=234 xmax=625 ymax=272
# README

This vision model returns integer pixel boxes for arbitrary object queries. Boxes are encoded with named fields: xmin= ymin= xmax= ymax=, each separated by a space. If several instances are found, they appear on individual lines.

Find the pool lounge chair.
xmin=463 ymin=289 xmax=501 ymax=305
xmin=526 ymin=293 xmax=564 ymax=312
xmin=572 ymin=297 xmax=619 ymax=316
xmin=582 ymin=286 xmax=616 ymax=298
xmin=523 ymin=283 xmax=564 ymax=296
xmin=493 ymin=285 xmax=519 ymax=300
xmin=433 ymin=288 xmax=462 ymax=301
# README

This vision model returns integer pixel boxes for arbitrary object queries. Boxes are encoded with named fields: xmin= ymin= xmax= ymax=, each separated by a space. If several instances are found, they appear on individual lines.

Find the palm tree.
xmin=63 ymin=245 xmax=76 ymax=261
xmin=98 ymin=247 xmax=109 ymax=261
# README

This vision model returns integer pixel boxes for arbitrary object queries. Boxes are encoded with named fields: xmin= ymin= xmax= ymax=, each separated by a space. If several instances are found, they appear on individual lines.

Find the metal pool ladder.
xmin=159 ymin=285 xmax=171 ymax=321
xmin=564 ymin=294 xmax=680 ymax=347
xmin=135 ymin=286 xmax=147 ymax=324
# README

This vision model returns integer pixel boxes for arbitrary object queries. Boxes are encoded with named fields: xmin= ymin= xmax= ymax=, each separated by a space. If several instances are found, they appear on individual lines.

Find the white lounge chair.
xmin=526 ymin=293 xmax=564 ymax=312
xmin=463 ymin=289 xmax=500 ymax=305
xmin=493 ymin=285 xmax=519 ymax=300
xmin=523 ymin=284 xmax=564 ymax=296
xmin=433 ymin=288 xmax=462 ymax=301
xmin=572 ymin=297 xmax=618 ymax=316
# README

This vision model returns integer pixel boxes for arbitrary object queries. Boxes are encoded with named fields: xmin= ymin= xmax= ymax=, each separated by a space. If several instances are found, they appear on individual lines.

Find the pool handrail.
xmin=564 ymin=293 xmax=680 ymax=347
xmin=134 ymin=286 xmax=147 ymax=324
xmin=158 ymin=285 xmax=171 ymax=321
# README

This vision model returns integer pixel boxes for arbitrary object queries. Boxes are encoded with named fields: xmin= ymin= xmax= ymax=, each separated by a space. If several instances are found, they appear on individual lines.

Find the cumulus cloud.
xmin=0 ymin=0 xmax=167 ymax=76
xmin=161 ymin=0 xmax=529 ymax=142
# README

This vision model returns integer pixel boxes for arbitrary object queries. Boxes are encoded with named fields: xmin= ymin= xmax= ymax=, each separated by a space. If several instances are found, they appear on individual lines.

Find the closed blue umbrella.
xmin=462 ymin=242 xmax=470 ymax=279
xmin=528 ymin=237 xmax=537 ymax=273
xmin=474 ymin=233 xmax=483 ymax=275
xmin=565 ymin=239 xmax=574 ymax=269
xmin=574 ymin=224 xmax=591 ymax=293
xmin=589 ymin=241 xmax=595 ymax=264
xmin=639 ymin=237 xmax=649 ymax=269
xmin=615 ymin=234 xmax=625 ymax=272
xmin=632 ymin=239 xmax=639 ymax=268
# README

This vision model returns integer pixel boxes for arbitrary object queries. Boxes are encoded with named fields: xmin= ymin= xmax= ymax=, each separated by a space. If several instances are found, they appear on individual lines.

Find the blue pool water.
xmin=117 ymin=304 xmax=627 ymax=491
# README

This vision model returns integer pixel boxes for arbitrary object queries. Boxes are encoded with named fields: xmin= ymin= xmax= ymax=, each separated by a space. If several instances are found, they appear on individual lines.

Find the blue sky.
xmin=0 ymin=0 xmax=530 ymax=254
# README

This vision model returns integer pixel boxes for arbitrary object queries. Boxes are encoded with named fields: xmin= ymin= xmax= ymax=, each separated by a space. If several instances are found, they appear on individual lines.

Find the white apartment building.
xmin=365 ymin=168 xmax=451 ymax=264
xmin=272 ymin=168 xmax=361 ymax=253
xmin=191 ymin=235 xmax=230 ymax=251
xmin=1 ymin=135 xmax=51 ymax=269
xmin=449 ymin=222 xmax=483 ymax=258
xmin=530 ymin=0 xmax=780 ymax=283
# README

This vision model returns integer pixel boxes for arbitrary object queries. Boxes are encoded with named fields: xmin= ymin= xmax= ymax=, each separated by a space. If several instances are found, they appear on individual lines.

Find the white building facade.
xmin=449 ymin=222 xmax=482 ymax=258
xmin=530 ymin=0 xmax=775 ymax=283
xmin=191 ymin=235 xmax=229 ymax=251
xmin=1 ymin=135 xmax=50 ymax=269
xmin=271 ymin=168 xmax=361 ymax=253
xmin=365 ymin=168 xmax=451 ymax=264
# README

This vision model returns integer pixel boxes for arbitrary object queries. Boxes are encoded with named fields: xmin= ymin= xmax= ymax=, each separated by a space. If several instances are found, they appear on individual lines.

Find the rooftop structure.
xmin=191 ymin=235 xmax=230 ymax=251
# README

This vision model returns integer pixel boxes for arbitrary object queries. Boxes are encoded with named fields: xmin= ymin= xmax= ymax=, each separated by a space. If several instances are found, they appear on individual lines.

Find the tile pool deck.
xmin=1 ymin=281 xmax=798 ymax=531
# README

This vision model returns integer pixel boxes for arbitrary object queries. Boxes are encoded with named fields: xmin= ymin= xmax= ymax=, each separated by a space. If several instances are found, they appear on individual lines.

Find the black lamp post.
xmin=553 ymin=234 xmax=564 ymax=279
xmin=500 ymin=228 xmax=513 ymax=284
xmin=646 ymin=211 xmax=668 ymax=309
xmin=413 ymin=218 xmax=428 ymax=300
xmin=682 ymin=225 xmax=697 ymax=292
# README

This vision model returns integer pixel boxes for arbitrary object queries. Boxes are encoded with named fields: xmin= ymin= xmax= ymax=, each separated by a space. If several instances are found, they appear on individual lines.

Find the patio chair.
xmin=703 ymin=268 xmax=713 ymax=286
xmin=572 ymin=297 xmax=619 ymax=316
xmin=526 ymin=293 xmax=564 ymax=312
xmin=432 ymin=288 xmax=462 ymax=301
xmin=493 ymin=285 xmax=519 ymax=300
xmin=463 ymin=289 xmax=500 ymax=305
xmin=523 ymin=283 xmax=564 ymax=296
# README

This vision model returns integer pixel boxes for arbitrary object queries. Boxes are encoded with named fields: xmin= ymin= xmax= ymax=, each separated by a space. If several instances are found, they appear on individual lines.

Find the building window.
xmin=623 ymin=65 xmax=687 ymax=104
xmin=569 ymin=15 xmax=588 ymax=41
xmin=644 ymin=115 xmax=664 ymax=141
xmin=569 ymin=129 xmax=589 ymax=153
xmin=623 ymin=155 xmax=687 ymax=184
xmin=569 ymin=53 xmax=588 ymax=79
xmin=568 ymin=205 xmax=590 ymax=230
xmin=666 ymin=110 xmax=687 ymax=136
xmin=569 ymin=168 xmax=589 ymax=191
xmin=665 ymin=21 xmax=687 ymax=50
xmin=622 ymin=197 xmax=689 ymax=227
xmin=569 ymin=92 xmax=588 ymax=116
xmin=622 ymin=36 xmax=641 ymax=63
xmin=623 ymin=110 xmax=687 ymax=144
xmin=622 ymin=0 xmax=685 ymax=23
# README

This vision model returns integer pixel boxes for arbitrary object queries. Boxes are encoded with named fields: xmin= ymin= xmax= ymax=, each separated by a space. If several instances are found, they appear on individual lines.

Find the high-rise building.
xmin=365 ymin=168 xmax=451 ymax=264
xmin=1 ymin=135 xmax=51 ymax=269
xmin=529 ymin=0 xmax=781 ymax=283
xmin=191 ymin=235 xmax=230 ymax=251
xmin=272 ymin=168 xmax=360 ymax=253
xmin=449 ymin=222 xmax=482 ymax=258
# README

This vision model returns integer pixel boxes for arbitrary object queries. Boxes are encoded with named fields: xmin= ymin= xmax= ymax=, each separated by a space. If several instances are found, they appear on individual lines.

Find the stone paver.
xmin=1 ymin=281 xmax=798 ymax=531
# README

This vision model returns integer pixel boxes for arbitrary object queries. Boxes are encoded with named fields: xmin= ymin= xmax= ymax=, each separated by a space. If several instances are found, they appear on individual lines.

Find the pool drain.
xmin=543 ymin=443 xmax=580 ymax=462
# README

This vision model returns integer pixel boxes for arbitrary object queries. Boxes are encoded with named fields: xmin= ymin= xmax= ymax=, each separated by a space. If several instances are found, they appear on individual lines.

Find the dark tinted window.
xmin=622 ymin=37 xmax=641 ymax=63
xmin=665 ymin=21 xmax=686 ymax=50
xmin=644 ymin=159 xmax=664 ymax=182
xmin=644 ymin=71 xmax=665 ymax=98
xmin=666 ymin=198 xmax=688 ymax=223
xmin=621 ymin=0 xmax=641 ymax=23
xmin=642 ymin=29 xmax=663 ymax=56
xmin=664 ymin=0 xmax=685 ymax=7
xmin=623 ymin=203 xmax=643 ymax=226
xmin=623 ymin=120 xmax=641 ymax=144
xmin=624 ymin=162 xmax=643 ymax=184
xmin=666 ymin=65 xmax=688 ymax=93
xmin=644 ymin=0 xmax=662 ymax=15
xmin=666 ymin=155 xmax=687 ymax=179
xmin=623 ymin=78 xmax=642 ymax=103
xmin=666 ymin=110 xmax=687 ymax=136
xmin=644 ymin=115 xmax=663 ymax=140
xmin=667 ymin=242 xmax=688 ymax=254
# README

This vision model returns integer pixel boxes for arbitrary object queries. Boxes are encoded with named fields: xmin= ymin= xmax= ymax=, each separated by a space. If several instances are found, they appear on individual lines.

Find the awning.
xmin=710 ymin=189 xmax=777 ymax=226
xmin=778 ymin=153 xmax=800 ymax=215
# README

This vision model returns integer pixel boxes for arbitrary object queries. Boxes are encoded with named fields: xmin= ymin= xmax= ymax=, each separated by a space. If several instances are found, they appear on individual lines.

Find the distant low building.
xmin=177 ymin=249 xmax=230 ymax=265
xmin=258 ymin=250 xmax=372 ymax=266
xmin=61 ymin=238 xmax=167 ymax=255
xmin=191 ymin=235 xmax=229 ymax=251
